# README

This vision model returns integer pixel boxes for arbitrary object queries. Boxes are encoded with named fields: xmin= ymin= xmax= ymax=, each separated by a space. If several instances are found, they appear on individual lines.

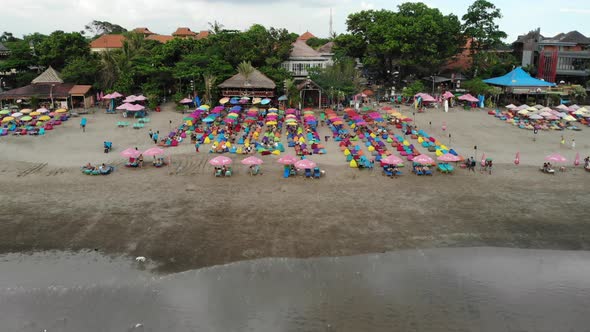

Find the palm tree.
xmin=237 ymin=61 xmax=254 ymax=86
xmin=208 ymin=21 xmax=224 ymax=34
xmin=284 ymin=78 xmax=301 ymax=108
xmin=203 ymin=74 xmax=216 ymax=105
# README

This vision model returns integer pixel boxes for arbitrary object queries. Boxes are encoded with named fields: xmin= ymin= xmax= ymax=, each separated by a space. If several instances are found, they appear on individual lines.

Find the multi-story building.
xmin=513 ymin=29 xmax=590 ymax=84
xmin=281 ymin=32 xmax=334 ymax=81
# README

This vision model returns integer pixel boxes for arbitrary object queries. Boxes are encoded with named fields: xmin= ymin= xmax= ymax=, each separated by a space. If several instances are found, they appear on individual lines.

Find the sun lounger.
xmin=305 ymin=168 xmax=312 ymax=178
xmin=313 ymin=167 xmax=321 ymax=178
xmin=139 ymin=118 xmax=150 ymax=123
xmin=133 ymin=123 xmax=144 ymax=129
xmin=283 ymin=167 xmax=290 ymax=178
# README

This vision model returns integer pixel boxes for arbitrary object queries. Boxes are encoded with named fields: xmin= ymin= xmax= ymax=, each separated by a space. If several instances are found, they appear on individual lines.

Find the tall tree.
xmin=336 ymin=3 xmax=463 ymax=85
xmin=84 ymin=20 xmax=127 ymax=38
xmin=462 ymin=0 xmax=507 ymax=76
xmin=237 ymin=61 xmax=254 ymax=85
xmin=36 ymin=31 xmax=90 ymax=69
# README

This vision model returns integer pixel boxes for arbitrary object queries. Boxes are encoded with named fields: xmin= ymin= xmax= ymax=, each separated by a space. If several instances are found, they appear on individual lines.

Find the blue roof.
xmin=483 ymin=67 xmax=556 ymax=87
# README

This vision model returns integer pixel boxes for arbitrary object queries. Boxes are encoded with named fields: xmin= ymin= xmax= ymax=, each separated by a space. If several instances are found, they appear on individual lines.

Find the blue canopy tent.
xmin=483 ymin=67 xmax=556 ymax=87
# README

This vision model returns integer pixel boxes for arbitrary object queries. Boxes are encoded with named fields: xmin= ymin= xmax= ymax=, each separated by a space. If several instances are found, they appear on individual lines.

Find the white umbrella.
xmin=12 ymin=112 xmax=23 ymax=117
xmin=529 ymin=114 xmax=543 ymax=120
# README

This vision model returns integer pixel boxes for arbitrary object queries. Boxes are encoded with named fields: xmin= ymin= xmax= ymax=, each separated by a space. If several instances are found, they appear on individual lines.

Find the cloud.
xmin=559 ymin=7 xmax=590 ymax=14
xmin=360 ymin=1 xmax=374 ymax=10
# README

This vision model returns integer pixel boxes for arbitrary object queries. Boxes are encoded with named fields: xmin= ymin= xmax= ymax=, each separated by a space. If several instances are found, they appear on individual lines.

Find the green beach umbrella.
xmin=20 ymin=115 xmax=33 ymax=121
xmin=0 ymin=109 xmax=10 ymax=115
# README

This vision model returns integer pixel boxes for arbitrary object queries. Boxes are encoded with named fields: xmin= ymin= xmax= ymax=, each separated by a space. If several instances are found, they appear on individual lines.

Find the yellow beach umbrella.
xmin=20 ymin=109 xmax=32 ymax=114
xmin=30 ymin=111 xmax=41 ymax=116
xmin=266 ymin=121 xmax=277 ymax=125
xmin=252 ymin=98 xmax=262 ymax=104
xmin=39 ymin=115 xmax=51 ymax=121
xmin=2 ymin=116 xmax=15 ymax=123
xmin=517 ymin=109 xmax=530 ymax=115
xmin=55 ymin=109 xmax=68 ymax=113
xmin=219 ymin=97 xmax=229 ymax=104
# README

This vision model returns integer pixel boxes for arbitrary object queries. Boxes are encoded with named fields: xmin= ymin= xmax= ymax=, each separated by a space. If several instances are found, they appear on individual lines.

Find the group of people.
xmin=214 ymin=165 xmax=232 ymax=177
xmin=542 ymin=162 xmax=556 ymax=174
xmin=82 ymin=162 xmax=113 ymax=175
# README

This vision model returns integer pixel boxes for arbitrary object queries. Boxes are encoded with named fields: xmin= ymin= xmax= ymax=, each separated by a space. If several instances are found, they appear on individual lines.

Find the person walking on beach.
xmin=148 ymin=129 xmax=153 ymax=140
xmin=571 ymin=138 xmax=576 ymax=150
xmin=153 ymin=131 xmax=159 ymax=144
xmin=560 ymin=135 xmax=565 ymax=146
xmin=195 ymin=141 xmax=200 ymax=153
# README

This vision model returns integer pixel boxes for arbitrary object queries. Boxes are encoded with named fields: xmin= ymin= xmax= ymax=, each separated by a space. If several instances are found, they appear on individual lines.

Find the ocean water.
xmin=1 ymin=248 xmax=590 ymax=332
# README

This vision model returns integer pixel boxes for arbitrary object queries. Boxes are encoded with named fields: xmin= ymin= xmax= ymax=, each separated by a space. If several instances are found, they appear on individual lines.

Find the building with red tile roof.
xmin=133 ymin=27 xmax=155 ymax=35
xmin=90 ymin=34 xmax=125 ymax=52
xmin=172 ymin=27 xmax=198 ymax=38
xmin=297 ymin=31 xmax=316 ymax=41
xmin=146 ymin=35 xmax=174 ymax=43
xmin=196 ymin=30 xmax=210 ymax=40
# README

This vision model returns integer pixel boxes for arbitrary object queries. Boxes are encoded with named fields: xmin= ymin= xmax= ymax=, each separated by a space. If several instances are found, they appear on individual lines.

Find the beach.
xmin=0 ymin=104 xmax=589 ymax=272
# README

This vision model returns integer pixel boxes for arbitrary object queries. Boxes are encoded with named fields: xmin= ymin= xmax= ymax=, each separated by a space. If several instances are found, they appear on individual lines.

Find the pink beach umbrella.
xmin=110 ymin=92 xmax=123 ymax=98
xmin=241 ymin=156 xmax=263 ymax=165
xmin=134 ymin=95 xmax=147 ymax=101
xmin=294 ymin=159 xmax=317 ymax=169
xmin=438 ymin=153 xmax=461 ymax=162
xmin=116 ymin=103 xmax=134 ymax=110
xmin=102 ymin=93 xmax=113 ymax=99
xmin=123 ymin=96 xmax=137 ymax=103
xmin=209 ymin=156 xmax=233 ymax=166
xmin=36 ymin=107 xmax=50 ymax=113
xmin=480 ymin=153 xmax=486 ymax=166
xmin=127 ymin=104 xmax=145 ymax=111
xmin=179 ymin=98 xmax=193 ymax=104
xmin=413 ymin=154 xmax=434 ymax=165
xmin=120 ymin=148 xmax=141 ymax=158
xmin=143 ymin=147 xmax=165 ymax=156
xmin=381 ymin=155 xmax=403 ymax=165
xmin=545 ymin=153 xmax=567 ymax=163
xmin=277 ymin=155 xmax=298 ymax=165
xmin=574 ymin=152 xmax=580 ymax=166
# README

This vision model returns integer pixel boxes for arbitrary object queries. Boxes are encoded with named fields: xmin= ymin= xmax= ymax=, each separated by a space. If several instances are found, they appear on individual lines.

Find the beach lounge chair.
xmin=283 ymin=166 xmax=290 ymax=178
xmin=383 ymin=166 xmax=393 ymax=177
xmin=38 ymin=128 xmax=45 ymax=136
xmin=313 ymin=167 xmax=321 ymax=179
xmin=305 ymin=168 xmax=312 ymax=178
xmin=225 ymin=167 xmax=232 ymax=177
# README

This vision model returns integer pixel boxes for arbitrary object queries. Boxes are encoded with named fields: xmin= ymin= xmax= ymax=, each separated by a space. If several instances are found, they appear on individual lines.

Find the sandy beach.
xmin=0 ymin=103 xmax=589 ymax=272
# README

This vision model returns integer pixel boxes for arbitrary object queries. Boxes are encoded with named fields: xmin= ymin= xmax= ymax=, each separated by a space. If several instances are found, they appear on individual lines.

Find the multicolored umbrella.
xmin=261 ymin=98 xmax=271 ymax=105
xmin=219 ymin=97 xmax=230 ymax=104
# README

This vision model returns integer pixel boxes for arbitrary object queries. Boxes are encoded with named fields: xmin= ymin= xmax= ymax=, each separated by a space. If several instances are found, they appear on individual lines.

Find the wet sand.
xmin=0 ymin=104 xmax=589 ymax=272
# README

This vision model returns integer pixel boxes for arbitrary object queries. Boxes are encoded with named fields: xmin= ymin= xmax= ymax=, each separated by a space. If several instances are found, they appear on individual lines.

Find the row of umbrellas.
xmin=208 ymin=155 xmax=317 ymax=169
xmin=218 ymin=97 xmax=272 ymax=105
xmin=1 ymin=108 xmax=67 ymax=123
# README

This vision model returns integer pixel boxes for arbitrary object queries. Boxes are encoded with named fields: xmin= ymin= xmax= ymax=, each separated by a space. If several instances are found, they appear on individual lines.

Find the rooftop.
xmin=90 ymin=34 xmax=125 ymax=49
xmin=317 ymin=41 xmax=334 ymax=54
xmin=290 ymin=39 xmax=322 ymax=58
xmin=218 ymin=68 xmax=276 ymax=89
xmin=69 ymin=85 xmax=92 ymax=95
xmin=133 ymin=27 xmax=155 ymax=35
xmin=146 ymin=34 xmax=175 ymax=43
xmin=32 ymin=66 xmax=63 ymax=84
xmin=0 ymin=41 xmax=10 ymax=53
xmin=297 ymin=31 xmax=316 ymax=41
xmin=196 ymin=30 xmax=210 ymax=40
xmin=173 ymin=27 xmax=197 ymax=37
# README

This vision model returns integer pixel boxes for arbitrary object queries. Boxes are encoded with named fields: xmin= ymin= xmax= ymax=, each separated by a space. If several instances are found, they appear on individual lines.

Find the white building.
xmin=282 ymin=33 xmax=334 ymax=80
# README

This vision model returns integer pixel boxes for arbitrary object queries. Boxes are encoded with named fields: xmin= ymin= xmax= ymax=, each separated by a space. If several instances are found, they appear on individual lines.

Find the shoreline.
xmin=1 ymin=157 xmax=589 ymax=273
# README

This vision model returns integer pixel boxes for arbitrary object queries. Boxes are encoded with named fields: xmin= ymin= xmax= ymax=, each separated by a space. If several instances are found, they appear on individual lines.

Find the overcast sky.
xmin=3 ymin=0 xmax=590 ymax=41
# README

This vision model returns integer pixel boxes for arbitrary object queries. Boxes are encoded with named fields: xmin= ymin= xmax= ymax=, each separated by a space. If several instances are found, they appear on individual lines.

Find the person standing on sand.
xmin=195 ymin=141 xmax=200 ymax=153
xmin=560 ymin=135 xmax=565 ymax=146
xmin=153 ymin=131 xmax=159 ymax=144
xmin=572 ymin=138 xmax=576 ymax=150
xmin=148 ymin=129 xmax=153 ymax=140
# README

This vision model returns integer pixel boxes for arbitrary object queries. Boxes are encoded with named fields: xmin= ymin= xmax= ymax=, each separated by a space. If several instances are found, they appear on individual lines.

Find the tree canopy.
xmin=335 ymin=2 xmax=464 ymax=85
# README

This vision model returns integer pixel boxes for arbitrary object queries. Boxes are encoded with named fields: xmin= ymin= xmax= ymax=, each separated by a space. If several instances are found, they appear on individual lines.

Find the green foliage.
xmin=306 ymin=37 xmax=331 ymax=49
xmin=284 ymin=78 xmax=301 ymax=107
xmin=461 ymin=78 xmax=492 ymax=95
xmin=84 ymin=20 xmax=127 ymax=38
xmin=0 ymin=32 xmax=18 ymax=42
xmin=308 ymin=58 xmax=362 ymax=96
xmin=337 ymin=3 xmax=464 ymax=85
xmin=462 ymin=0 xmax=507 ymax=51
xmin=61 ymin=55 xmax=101 ymax=86
xmin=237 ymin=61 xmax=255 ymax=82
xmin=402 ymin=81 xmax=426 ymax=97
xmin=36 ymin=31 xmax=90 ymax=69
xmin=571 ymin=85 xmax=587 ymax=102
